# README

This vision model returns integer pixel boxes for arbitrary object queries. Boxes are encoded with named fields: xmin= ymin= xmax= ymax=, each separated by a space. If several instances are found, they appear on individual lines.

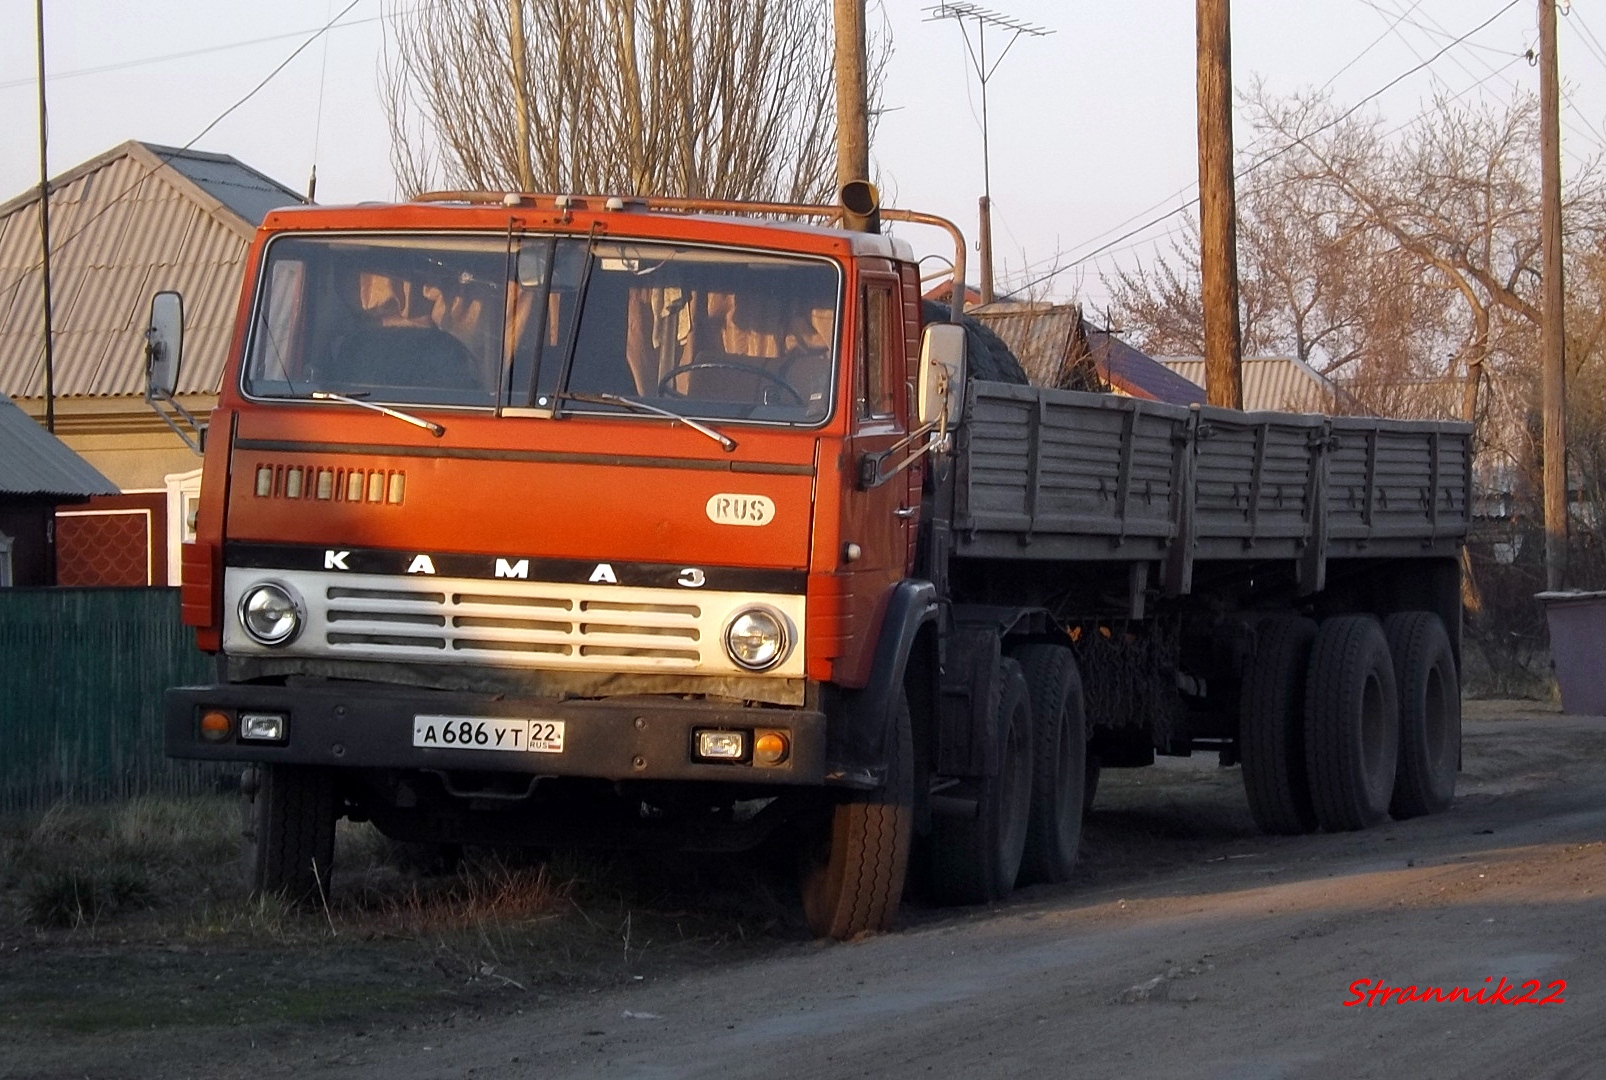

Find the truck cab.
xmin=162 ymin=193 xmax=962 ymax=938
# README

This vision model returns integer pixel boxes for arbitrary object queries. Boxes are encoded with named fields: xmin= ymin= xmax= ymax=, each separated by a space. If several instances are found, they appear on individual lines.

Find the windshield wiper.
xmin=557 ymin=392 xmax=737 ymax=452
xmin=309 ymin=391 xmax=446 ymax=437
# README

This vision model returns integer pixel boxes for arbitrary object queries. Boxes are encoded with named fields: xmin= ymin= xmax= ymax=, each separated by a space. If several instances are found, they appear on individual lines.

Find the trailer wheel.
xmin=928 ymin=658 xmax=1033 ymax=905
xmin=1383 ymin=612 xmax=1460 ymax=818
xmin=1010 ymin=644 xmax=1086 ymax=884
xmin=242 ymin=764 xmax=337 ymax=904
xmin=1240 ymin=616 xmax=1320 ymax=835
xmin=1304 ymin=616 xmax=1400 ymax=831
xmin=800 ymin=692 xmax=913 ymax=939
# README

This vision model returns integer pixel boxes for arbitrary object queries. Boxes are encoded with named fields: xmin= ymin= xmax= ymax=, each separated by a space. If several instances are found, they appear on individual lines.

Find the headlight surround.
xmin=723 ymin=606 xmax=791 ymax=671
xmin=238 ymin=581 xmax=304 ymax=646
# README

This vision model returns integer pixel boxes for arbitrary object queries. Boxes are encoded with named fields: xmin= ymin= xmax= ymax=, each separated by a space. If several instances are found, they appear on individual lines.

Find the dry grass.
xmin=0 ymin=793 xmax=801 ymax=1007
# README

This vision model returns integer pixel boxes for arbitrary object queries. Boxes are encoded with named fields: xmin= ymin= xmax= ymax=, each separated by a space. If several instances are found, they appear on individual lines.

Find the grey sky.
xmin=3 ymin=1 xmax=1602 ymax=313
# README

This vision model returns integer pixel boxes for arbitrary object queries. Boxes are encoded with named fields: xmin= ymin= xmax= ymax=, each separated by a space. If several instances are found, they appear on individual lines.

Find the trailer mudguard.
xmin=826 ymin=579 xmax=939 ymax=787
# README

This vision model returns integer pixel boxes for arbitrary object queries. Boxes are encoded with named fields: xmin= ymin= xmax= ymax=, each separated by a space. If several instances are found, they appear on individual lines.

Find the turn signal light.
xmin=199 ymin=710 xmax=234 ymax=742
xmin=754 ymin=730 xmax=789 ymax=766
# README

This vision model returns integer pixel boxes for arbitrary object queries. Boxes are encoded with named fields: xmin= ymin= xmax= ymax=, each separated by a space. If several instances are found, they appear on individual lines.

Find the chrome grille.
xmin=222 ymin=569 xmax=804 ymax=677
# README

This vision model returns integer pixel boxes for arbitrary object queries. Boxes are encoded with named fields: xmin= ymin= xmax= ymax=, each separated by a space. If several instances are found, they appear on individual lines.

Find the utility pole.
xmin=35 ymin=0 xmax=56 ymax=434
xmin=1539 ymin=0 xmax=1568 ymax=591
xmin=508 ymin=0 xmax=535 ymax=192
xmin=926 ymin=3 xmax=1052 ymax=305
xmin=1196 ymin=0 xmax=1243 ymax=410
xmin=833 ymin=0 xmax=871 ymax=191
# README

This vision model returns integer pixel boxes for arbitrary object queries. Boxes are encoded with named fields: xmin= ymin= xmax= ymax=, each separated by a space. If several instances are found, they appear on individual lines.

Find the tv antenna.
xmin=925 ymin=3 xmax=1053 ymax=305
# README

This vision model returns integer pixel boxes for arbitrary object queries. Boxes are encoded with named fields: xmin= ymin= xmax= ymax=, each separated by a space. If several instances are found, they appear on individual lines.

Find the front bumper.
xmin=165 ymin=681 xmax=828 ymax=786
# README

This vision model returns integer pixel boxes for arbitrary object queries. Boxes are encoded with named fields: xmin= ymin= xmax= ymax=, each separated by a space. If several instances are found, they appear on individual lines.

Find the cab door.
xmin=832 ymin=270 xmax=915 ymax=686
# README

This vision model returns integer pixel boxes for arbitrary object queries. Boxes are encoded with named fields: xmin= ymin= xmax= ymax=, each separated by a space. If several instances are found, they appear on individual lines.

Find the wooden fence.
xmin=0 ymin=588 xmax=221 ymax=813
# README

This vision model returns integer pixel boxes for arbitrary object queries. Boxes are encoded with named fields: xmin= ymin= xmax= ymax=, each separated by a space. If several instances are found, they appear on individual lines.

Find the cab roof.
xmin=260 ymin=192 xmax=918 ymax=263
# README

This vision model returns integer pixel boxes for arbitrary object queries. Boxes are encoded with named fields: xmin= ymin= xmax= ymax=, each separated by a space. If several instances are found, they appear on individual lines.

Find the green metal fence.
xmin=0 ymin=588 xmax=221 ymax=812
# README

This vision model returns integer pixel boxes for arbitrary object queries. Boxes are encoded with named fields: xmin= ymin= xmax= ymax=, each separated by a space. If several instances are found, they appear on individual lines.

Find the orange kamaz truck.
xmin=155 ymin=189 xmax=1470 ymax=937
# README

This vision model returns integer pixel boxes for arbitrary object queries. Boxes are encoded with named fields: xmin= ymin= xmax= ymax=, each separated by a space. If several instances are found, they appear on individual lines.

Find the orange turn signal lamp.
xmin=753 ymin=730 xmax=789 ymax=766
xmin=200 ymin=710 xmax=234 ymax=742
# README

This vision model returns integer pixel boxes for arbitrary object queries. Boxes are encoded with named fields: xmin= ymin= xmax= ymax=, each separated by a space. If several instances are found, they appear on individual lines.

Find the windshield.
xmin=242 ymin=233 xmax=841 ymax=424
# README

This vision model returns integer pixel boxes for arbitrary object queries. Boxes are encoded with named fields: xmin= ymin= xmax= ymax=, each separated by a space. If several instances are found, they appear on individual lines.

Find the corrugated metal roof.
xmin=0 ymin=141 xmax=286 ymax=400
xmin=1085 ymin=329 xmax=1205 ymax=405
xmin=0 ymin=392 xmax=119 ymax=497
xmin=1160 ymin=356 xmax=1345 ymax=414
xmin=967 ymin=303 xmax=1080 ymax=386
xmin=142 ymin=142 xmax=303 ymax=226
xmin=969 ymin=301 xmax=1202 ymax=404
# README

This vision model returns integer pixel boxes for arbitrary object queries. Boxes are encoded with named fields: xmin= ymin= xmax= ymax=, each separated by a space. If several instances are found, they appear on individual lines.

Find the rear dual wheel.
xmin=928 ymin=658 xmax=1034 ymax=905
xmin=1240 ymin=617 xmax=1320 ymax=835
xmin=1304 ymin=616 xmax=1400 ymax=831
xmin=1383 ymin=612 xmax=1461 ymax=818
xmin=1011 ymin=644 xmax=1087 ymax=884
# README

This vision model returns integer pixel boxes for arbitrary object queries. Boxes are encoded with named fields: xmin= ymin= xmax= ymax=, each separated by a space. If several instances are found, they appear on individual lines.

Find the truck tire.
xmin=1303 ymin=616 xmax=1400 ymax=831
xmin=1240 ymin=616 xmax=1320 ymax=835
xmin=1009 ymin=643 xmax=1086 ymax=884
xmin=243 ymin=764 xmax=337 ymax=904
xmin=800 ymin=692 xmax=913 ymax=939
xmin=928 ymin=658 xmax=1033 ymax=905
xmin=1383 ymin=612 xmax=1460 ymax=818
xmin=1083 ymin=757 xmax=1100 ymax=813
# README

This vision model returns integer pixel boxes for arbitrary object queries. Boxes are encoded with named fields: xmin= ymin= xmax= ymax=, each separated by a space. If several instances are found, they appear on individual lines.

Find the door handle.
xmin=894 ymin=506 xmax=918 ymax=519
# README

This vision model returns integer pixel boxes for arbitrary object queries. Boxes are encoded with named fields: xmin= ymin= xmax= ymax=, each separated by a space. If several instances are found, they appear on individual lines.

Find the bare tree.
xmin=382 ymin=0 xmax=888 ymax=203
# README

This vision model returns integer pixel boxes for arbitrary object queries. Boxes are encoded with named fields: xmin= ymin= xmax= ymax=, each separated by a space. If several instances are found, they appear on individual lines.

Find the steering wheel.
xmin=656 ymin=360 xmax=803 ymax=405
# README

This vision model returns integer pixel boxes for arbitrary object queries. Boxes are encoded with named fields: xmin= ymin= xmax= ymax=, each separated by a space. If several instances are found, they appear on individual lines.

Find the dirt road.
xmin=9 ymin=700 xmax=1606 ymax=1079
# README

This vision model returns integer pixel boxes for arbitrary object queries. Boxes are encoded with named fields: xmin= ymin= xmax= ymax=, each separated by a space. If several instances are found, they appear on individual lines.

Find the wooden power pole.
xmin=508 ymin=0 xmax=535 ymax=192
xmin=1197 ymin=0 xmax=1243 ymax=410
xmin=35 ymin=0 xmax=56 ymax=434
xmin=832 ymin=0 xmax=871 ymax=191
xmin=1539 ymin=0 xmax=1568 ymax=591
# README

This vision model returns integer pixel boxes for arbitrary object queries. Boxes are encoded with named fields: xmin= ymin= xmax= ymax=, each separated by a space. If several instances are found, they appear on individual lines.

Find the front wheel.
xmin=242 ymin=764 xmax=337 ymax=904
xmin=799 ymin=694 xmax=913 ymax=939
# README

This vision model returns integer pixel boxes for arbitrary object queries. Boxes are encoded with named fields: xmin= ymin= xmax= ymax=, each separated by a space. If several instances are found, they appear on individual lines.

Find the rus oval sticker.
xmin=706 ymin=493 xmax=775 ymax=527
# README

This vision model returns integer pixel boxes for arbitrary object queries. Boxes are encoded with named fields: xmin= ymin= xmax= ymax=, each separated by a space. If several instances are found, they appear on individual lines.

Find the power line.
xmin=1562 ymin=4 xmax=1606 ymax=74
xmin=1364 ymin=0 xmax=1603 ymax=155
xmin=1322 ymin=0 xmax=1429 ymax=92
xmin=1016 ymin=0 xmax=1526 ymax=294
xmin=0 ymin=10 xmax=405 ymax=93
xmin=1 ymin=0 xmax=366 ymax=332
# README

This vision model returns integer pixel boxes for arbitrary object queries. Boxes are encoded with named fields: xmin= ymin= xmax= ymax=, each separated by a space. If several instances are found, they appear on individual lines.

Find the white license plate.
xmin=412 ymin=715 xmax=565 ymax=753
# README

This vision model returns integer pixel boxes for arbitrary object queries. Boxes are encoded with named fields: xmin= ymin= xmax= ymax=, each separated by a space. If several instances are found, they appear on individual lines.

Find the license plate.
xmin=412 ymin=715 xmax=564 ymax=753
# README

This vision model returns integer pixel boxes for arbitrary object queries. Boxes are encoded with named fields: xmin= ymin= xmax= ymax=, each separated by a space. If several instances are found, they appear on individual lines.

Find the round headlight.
xmin=239 ymin=582 xmax=303 ymax=646
xmin=724 ymin=607 xmax=790 ymax=671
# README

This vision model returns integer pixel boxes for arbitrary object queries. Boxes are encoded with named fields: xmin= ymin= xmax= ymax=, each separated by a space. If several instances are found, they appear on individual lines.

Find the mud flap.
xmin=827 ymin=580 xmax=938 ymax=788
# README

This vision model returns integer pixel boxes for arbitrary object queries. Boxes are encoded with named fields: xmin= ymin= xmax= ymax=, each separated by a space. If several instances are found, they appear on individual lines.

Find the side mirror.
xmin=917 ymin=322 xmax=966 ymax=428
xmin=146 ymin=291 xmax=185 ymax=400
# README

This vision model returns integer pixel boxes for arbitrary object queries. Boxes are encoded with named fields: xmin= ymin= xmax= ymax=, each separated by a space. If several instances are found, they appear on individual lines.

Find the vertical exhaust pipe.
xmin=838 ymin=180 xmax=880 ymax=234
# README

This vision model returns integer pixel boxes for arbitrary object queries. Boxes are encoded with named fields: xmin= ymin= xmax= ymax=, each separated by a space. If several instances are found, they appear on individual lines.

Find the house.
xmin=967 ymin=301 xmax=1204 ymax=404
xmin=1159 ymin=355 xmax=1356 ymax=414
xmin=0 ymin=140 xmax=303 ymax=583
xmin=0 ymin=393 xmax=119 ymax=585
